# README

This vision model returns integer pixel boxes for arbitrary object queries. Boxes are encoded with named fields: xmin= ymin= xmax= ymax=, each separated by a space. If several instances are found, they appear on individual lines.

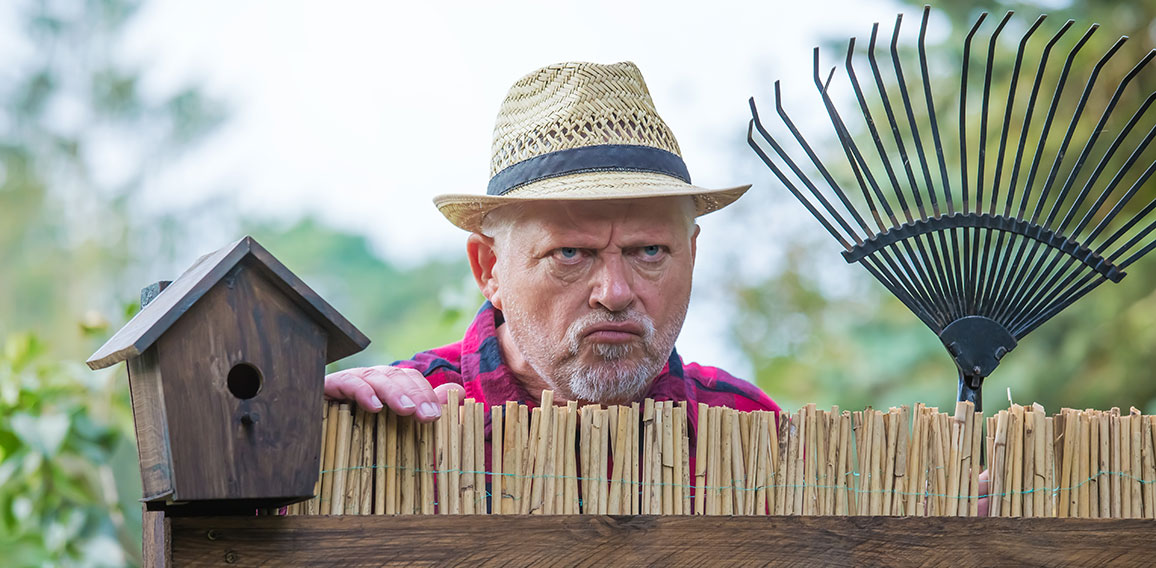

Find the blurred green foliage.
xmin=734 ymin=0 xmax=1156 ymax=414
xmin=0 ymin=333 xmax=138 ymax=566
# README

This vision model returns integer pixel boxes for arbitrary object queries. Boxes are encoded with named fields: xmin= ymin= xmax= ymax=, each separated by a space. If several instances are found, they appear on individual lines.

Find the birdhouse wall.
xmin=157 ymin=261 xmax=327 ymax=503
xmin=127 ymin=346 xmax=175 ymax=502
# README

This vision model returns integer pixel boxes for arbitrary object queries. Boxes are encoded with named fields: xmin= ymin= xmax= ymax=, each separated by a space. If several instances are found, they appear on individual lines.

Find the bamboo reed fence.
xmin=286 ymin=391 xmax=1156 ymax=518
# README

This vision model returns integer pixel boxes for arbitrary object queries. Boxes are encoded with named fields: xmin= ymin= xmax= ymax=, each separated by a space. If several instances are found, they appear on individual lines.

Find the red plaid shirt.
xmin=392 ymin=302 xmax=780 ymax=444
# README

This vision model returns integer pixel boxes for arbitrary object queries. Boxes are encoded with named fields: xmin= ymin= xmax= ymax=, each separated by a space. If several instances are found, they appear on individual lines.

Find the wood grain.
xmin=168 ymin=515 xmax=1156 ymax=567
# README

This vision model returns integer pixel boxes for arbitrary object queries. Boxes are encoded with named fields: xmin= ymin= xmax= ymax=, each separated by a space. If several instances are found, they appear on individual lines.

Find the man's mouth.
xmin=582 ymin=322 xmax=644 ymax=343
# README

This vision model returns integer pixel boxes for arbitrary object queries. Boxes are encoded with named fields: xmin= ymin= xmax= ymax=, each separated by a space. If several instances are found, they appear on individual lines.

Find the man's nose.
xmin=589 ymin=255 xmax=635 ymax=312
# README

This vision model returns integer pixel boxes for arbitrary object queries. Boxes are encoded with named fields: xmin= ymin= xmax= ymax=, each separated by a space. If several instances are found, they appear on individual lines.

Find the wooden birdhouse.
xmin=87 ymin=236 xmax=369 ymax=509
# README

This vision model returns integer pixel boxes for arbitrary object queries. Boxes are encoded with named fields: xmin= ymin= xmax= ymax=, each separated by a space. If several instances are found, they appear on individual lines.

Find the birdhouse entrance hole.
xmin=227 ymin=363 xmax=262 ymax=399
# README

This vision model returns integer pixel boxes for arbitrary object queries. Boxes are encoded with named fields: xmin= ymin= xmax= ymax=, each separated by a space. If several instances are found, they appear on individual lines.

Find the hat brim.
xmin=434 ymin=170 xmax=751 ymax=233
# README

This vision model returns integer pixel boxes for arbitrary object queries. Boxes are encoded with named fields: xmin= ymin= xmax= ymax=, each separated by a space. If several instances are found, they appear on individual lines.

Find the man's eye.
xmin=642 ymin=245 xmax=663 ymax=257
xmin=556 ymin=247 xmax=581 ymax=260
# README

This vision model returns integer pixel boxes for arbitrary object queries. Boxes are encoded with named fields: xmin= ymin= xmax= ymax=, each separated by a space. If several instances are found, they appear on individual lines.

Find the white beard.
xmin=503 ymin=300 xmax=688 ymax=404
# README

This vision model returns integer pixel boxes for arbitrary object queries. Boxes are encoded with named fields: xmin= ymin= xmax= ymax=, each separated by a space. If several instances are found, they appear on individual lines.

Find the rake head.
xmin=748 ymin=6 xmax=1156 ymax=410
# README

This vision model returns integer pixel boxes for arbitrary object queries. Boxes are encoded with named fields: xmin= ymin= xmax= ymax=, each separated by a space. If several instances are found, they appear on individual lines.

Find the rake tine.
xmin=851 ymin=23 xmax=957 ymax=321
xmin=959 ymin=12 xmax=988 ymax=214
xmin=1095 ymin=161 xmax=1156 ymax=253
xmin=746 ymin=121 xmax=852 ymax=250
xmin=973 ymin=12 xmax=1015 ymax=315
xmin=1013 ymin=19 xmax=1077 ymax=218
xmin=958 ymin=14 xmax=993 ymax=315
xmin=917 ymin=6 xmax=954 ymax=212
xmin=1017 ymin=210 xmax=1156 ymax=337
xmin=1073 ymin=91 xmax=1156 ymax=240
xmin=900 ymin=9 xmax=964 ymax=321
xmin=990 ymin=14 xmax=1047 ymax=217
xmin=747 ymin=100 xmax=856 ymax=248
xmin=1056 ymin=51 xmax=1156 ymax=236
xmin=1039 ymin=35 xmax=1130 ymax=229
xmin=813 ymin=46 xmax=895 ymax=233
xmin=990 ymin=23 xmax=1098 ymax=318
xmin=1027 ymin=23 xmax=1101 ymax=224
xmin=845 ymin=27 xmax=910 ymax=224
xmin=768 ymin=83 xmax=874 ymax=238
xmin=1008 ymin=247 xmax=1094 ymax=333
xmin=1009 ymin=141 xmax=1154 ymax=331
xmin=1084 ymin=121 xmax=1156 ymax=243
xmin=893 ymin=7 xmax=942 ymax=218
xmin=976 ymin=11 xmax=1014 ymax=213
xmin=865 ymin=18 xmax=924 ymax=220
xmin=916 ymin=7 xmax=970 ymax=319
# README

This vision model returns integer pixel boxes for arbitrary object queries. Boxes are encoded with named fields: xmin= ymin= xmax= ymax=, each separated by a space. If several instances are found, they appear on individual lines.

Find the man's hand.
xmin=324 ymin=365 xmax=465 ymax=422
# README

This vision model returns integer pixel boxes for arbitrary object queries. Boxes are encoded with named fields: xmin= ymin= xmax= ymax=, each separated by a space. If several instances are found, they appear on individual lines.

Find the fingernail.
xmin=419 ymin=402 xmax=440 ymax=419
xmin=368 ymin=395 xmax=383 ymax=411
xmin=398 ymin=394 xmax=416 ymax=410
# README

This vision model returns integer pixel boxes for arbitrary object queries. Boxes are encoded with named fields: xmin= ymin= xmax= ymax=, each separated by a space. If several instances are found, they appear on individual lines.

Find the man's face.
xmin=486 ymin=197 xmax=698 ymax=404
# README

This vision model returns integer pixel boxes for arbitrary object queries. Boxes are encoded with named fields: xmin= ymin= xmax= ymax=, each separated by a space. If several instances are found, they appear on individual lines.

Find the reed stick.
xmin=835 ymin=411 xmax=849 ymax=516
xmin=805 ymin=405 xmax=819 ymax=516
xmin=598 ymin=407 xmax=610 ymax=515
xmin=1110 ymin=409 xmax=1121 ymax=519
xmin=827 ymin=407 xmax=846 ymax=518
xmin=490 ymin=405 xmax=503 ymax=515
xmin=551 ymin=405 xmax=565 ymax=514
xmin=664 ymin=402 xmax=676 ymax=515
xmin=731 ymin=409 xmax=747 ymax=515
xmin=673 ymin=402 xmax=686 ymax=515
xmin=1009 ymin=405 xmax=1024 ymax=518
xmin=319 ymin=401 xmax=339 ymax=515
xmin=708 ymin=405 xmax=722 ymax=515
xmin=634 ymin=402 xmax=643 ymax=514
xmin=882 ymin=409 xmax=898 ymax=516
xmin=720 ymin=408 xmax=734 ymax=515
xmin=516 ymin=404 xmax=529 ymax=514
xmin=792 ymin=408 xmax=806 ymax=515
xmin=565 ymin=401 xmax=579 ymax=515
xmin=744 ymin=410 xmax=760 ymax=515
xmin=358 ymin=408 xmax=375 ymax=514
xmin=460 ymin=401 xmax=476 ymax=515
xmin=1044 ymin=415 xmax=1055 ymax=518
xmin=502 ymin=401 xmax=519 ymax=514
xmin=608 ymin=406 xmax=627 ymax=515
xmin=695 ymin=402 xmax=708 ymax=515
xmin=1098 ymin=411 xmax=1110 ymax=518
xmin=535 ymin=396 xmax=554 ymax=515
xmin=1143 ymin=414 xmax=1155 ymax=519
xmin=775 ymin=414 xmax=790 ymax=516
xmin=1022 ymin=406 xmax=1036 ymax=518
xmin=1086 ymin=411 xmax=1099 ymax=518
xmin=330 ymin=403 xmax=353 ymax=515
xmin=1128 ymin=411 xmax=1137 ymax=518
xmin=399 ymin=409 xmax=416 ymax=515
xmin=907 ymin=403 xmax=925 ymax=516
xmin=755 ymin=411 xmax=771 ymax=515
xmin=1121 ymin=411 xmax=1133 ymax=518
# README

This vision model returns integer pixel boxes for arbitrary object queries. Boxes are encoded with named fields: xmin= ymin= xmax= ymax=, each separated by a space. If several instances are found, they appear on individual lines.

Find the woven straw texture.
xmin=434 ymin=61 xmax=750 ymax=232
xmin=489 ymin=61 xmax=681 ymax=176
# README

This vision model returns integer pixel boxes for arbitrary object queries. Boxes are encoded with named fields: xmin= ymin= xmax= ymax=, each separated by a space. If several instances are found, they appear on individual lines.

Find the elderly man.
xmin=325 ymin=61 xmax=778 ymax=425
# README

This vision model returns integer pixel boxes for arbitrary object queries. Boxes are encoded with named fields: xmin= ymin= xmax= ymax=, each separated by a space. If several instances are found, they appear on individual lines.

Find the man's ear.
xmin=690 ymin=224 xmax=700 ymax=267
xmin=467 ymin=233 xmax=502 ymax=309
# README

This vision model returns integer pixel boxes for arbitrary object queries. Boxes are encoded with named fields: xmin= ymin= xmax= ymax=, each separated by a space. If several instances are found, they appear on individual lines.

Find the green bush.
xmin=0 ymin=333 xmax=140 ymax=567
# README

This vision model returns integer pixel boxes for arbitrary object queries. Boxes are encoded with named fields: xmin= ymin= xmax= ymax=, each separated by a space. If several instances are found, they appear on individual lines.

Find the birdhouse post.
xmin=88 ymin=236 xmax=369 ymax=512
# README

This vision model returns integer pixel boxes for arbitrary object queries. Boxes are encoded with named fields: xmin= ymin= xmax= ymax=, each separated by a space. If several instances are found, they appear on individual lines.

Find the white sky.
xmin=114 ymin=0 xmax=937 ymax=374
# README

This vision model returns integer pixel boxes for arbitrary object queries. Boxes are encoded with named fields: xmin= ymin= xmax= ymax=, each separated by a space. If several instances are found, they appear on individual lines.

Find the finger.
xmin=324 ymin=368 xmax=384 ymax=412
xmin=433 ymin=383 xmax=467 ymax=406
xmin=978 ymin=469 xmax=990 ymax=517
xmin=361 ymin=366 xmax=442 ymax=422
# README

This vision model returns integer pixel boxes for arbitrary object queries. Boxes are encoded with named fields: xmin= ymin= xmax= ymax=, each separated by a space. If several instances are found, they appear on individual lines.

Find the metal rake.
xmin=748 ymin=6 xmax=1156 ymax=410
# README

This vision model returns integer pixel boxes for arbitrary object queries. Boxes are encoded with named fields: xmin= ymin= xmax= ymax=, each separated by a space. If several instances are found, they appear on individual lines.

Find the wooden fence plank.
xmin=169 ymin=515 xmax=1156 ymax=567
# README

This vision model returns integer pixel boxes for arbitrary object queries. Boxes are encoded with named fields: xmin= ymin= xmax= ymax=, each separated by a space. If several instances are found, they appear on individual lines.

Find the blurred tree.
xmin=732 ymin=0 xmax=1156 ymax=413
xmin=244 ymin=217 xmax=479 ymax=368
xmin=0 ymin=333 xmax=137 ymax=566
xmin=0 ymin=0 xmax=226 ymax=360
xmin=0 ymin=0 xmax=225 ymax=564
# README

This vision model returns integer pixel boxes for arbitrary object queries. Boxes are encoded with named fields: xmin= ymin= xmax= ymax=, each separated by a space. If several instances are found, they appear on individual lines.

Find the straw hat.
xmin=433 ymin=61 xmax=751 ymax=232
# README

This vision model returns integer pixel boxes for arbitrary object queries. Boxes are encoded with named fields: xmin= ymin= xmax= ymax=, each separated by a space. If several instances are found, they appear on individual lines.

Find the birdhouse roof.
xmin=86 ymin=236 xmax=370 ymax=370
